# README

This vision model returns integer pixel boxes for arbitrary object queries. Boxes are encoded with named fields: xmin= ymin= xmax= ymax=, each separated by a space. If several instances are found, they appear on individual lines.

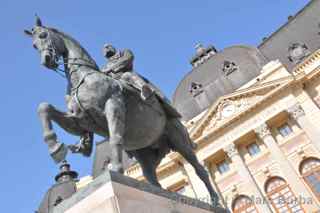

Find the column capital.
xmin=254 ymin=123 xmax=272 ymax=139
xmin=287 ymin=104 xmax=305 ymax=120
xmin=223 ymin=143 xmax=238 ymax=158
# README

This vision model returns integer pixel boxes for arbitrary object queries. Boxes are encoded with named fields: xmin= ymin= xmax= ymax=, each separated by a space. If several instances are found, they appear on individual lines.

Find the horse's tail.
xmin=167 ymin=118 xmax=198 ymax=150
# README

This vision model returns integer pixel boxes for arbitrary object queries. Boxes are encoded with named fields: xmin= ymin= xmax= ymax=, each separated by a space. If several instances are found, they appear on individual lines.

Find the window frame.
xmin=232 ymin=195 xmax=258 ymax=213
xmin=216 ymin=160 xmax=230 ymax=174
xmin=277 ymin=122 xmax=293 ymax=138
xmin=247 ymin=142 xmax=261 ymax=157
xmin=265 ymin=177 xmax=305 ymax=213
xmin=300 ymin=158 xmax=320 ymax=201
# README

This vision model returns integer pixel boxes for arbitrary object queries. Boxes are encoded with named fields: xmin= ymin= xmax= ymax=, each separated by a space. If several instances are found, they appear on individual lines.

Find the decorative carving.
xmin=222 ymin=60 xmax=238 ymax=75
xmin=297 ymin=147 xmax=306 ymax=159
xmin=221 ymin=103 xmax=236 ymax=118
xmin=205 ymin=94 xmax=265 ymax=132
xmin=195 ymin=44 xmax=207 ymax=55
xmin=189 ymin=82 xmax=203 ymax=97
xmin=231 ymin=184 xmax=238 ymax=196
xmin=191 ymin=68 xmax=283 ymax=139
xmin=223 ymin=143 xmax=238 ymax=158
xmin=287 ymin=104 xmax=305 ymax=120
xmin=254 ymin=123 xmax=271 ymax=139
xmin=263 ymin=167 xmax=271 ymax=177
xmin=288 ymin=43 xmax=310 ymax=64
xmin=190 ymin=44 xmax=217 ymax=67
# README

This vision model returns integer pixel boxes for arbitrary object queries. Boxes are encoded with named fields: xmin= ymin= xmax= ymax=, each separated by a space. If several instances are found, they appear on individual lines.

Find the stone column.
xmin=255 ymin=123 xmax=319 ymax=209
xmin=182 ymin=162 xmax=211 ymax=203
xmin=288 ymin=103 xmax=320 ymax=152
xmin=203 ymin=162 xmax=228 ymax=208
xmin=178 ymin=162 xmax=198 ymax=198
xmin=223 ymin=144 xmax=273 ymax=213
xmin=183 ymin=161 xmax=230 ymax=208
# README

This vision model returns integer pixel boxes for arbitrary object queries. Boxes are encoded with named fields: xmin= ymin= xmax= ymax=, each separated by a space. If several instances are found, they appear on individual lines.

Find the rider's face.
xmin=103 ymin=47 xmax=116 ymax=58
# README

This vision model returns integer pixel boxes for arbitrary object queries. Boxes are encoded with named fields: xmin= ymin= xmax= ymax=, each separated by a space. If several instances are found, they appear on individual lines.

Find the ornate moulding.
xmin=190 ymin=79 xmax=291 ymax=140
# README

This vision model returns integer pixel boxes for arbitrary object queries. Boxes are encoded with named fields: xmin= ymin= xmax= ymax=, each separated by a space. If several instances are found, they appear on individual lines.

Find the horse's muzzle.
xmin=41 ymin=50 xmax=58 ymax=69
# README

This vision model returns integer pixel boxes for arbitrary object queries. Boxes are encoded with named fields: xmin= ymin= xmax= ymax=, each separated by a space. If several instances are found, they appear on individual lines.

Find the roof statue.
xmin=24 ymin=16 xmax=221 ymax=208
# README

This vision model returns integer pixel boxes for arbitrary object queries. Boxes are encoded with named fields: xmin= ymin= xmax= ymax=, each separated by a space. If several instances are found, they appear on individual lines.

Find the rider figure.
xmin=101 ymin=43 xmax=182 ymax=118
xmin=101 ymin=44 xmax=153 ymax=100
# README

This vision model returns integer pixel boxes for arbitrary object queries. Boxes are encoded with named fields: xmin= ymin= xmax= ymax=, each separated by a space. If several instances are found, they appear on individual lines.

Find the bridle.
xmin=40 ymin=30 xmax=99 ymax=78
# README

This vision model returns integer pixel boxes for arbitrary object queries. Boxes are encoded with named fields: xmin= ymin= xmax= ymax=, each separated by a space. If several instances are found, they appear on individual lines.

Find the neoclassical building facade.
xmin=125 ymin=50 xmax=320 ymax=212
xmin=124 ymin=1 xmax=320 ymax=212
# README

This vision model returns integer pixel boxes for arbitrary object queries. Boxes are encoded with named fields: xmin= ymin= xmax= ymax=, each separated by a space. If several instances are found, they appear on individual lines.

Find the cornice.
xmin=293 ymin=49 xmax=320 ymax=76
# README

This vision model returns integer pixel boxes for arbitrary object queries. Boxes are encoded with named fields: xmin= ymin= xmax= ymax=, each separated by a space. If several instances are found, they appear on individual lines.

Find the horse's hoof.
xmin=50 ymin=142 xmax=68 ymax=164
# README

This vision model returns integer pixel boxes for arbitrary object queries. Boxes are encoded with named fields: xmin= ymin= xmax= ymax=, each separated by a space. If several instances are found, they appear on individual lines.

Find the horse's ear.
xmin=24 ymin=29 xmax=33 ymax=37
xmin=35 ymin=14 xmax=42 ymax=27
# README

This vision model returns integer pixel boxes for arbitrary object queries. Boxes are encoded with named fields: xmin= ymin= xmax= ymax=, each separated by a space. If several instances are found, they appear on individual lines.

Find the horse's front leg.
xmin=105 ymin=93 xmax=125 ymax=173
xmin=38 ymin=102 xmax=87 ymax=163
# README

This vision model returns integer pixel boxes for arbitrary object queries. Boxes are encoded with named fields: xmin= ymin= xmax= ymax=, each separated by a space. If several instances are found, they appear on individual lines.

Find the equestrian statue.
xmin=24 ymin=16 xmax=220 ymax=207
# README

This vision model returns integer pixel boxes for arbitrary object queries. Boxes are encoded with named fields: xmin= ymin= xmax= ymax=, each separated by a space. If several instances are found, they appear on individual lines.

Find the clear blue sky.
xmin=0 ymin=0 xmax=310 ymax=212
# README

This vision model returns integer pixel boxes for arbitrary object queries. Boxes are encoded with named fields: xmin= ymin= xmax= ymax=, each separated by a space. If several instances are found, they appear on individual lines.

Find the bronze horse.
xmin=25 ymin=17 xmax=220 ymax=207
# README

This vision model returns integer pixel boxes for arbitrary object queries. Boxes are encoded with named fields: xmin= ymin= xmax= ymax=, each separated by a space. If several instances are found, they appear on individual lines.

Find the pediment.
xmin=190 ymin=77 xmax=293 ymax=139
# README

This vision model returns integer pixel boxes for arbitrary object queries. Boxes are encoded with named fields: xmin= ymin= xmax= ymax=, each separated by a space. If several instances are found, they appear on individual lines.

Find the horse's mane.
xmin=48 ymin=27 xmax=99 ymax=69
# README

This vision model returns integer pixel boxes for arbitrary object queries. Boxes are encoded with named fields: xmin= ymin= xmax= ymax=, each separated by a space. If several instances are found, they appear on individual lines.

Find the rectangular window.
xmin=247 ymin=143 xmax=261 ymax=156
xmin=278 ymin=123 xmax=293 ymax=137
xmin=217 ymin=160 xmax=230 ymax=174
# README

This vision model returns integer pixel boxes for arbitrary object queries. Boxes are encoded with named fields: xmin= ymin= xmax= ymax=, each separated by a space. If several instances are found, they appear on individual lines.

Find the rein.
xmin=53 ymin=57 xmax=102 ymax=96
xmin=44 ymin=31 xmax=99 ymax=78
xmin=54 ymin=57 xmax=103 ymax=129
xmin=54 ymin=58 xmax=99 ymax=76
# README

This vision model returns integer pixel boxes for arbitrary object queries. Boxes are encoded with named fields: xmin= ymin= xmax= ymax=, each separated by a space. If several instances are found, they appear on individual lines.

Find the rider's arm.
xmin=112 ymin=49 xmax=134 ymax=72
xmin=122 ymin=72 xmax=154 ymax=100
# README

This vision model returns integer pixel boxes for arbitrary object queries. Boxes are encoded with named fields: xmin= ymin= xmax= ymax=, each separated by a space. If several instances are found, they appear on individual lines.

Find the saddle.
xmin=119 ymin=79 xmax=181 ymax=119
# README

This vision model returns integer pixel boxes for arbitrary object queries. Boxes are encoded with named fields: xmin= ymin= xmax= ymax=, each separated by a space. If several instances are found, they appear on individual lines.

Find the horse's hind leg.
xmin=104 ymin=94 xmax=126 ymax=173
xmin=38 ymin=102 xmax=86 ymax=163
xmin=131 ymin=148 xmax=161 ymax=187
xmin=166 ymin=119 xmax=220 ymax=207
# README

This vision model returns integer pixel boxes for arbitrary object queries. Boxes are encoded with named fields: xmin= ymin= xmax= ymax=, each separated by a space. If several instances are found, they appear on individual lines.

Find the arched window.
xmin=300 ymin=157 xmax=320 ymax=200
xmin=265 ymin=177 xmax=304 ymax=213
xmin=232 ymin=195 xmax=258 ymax=213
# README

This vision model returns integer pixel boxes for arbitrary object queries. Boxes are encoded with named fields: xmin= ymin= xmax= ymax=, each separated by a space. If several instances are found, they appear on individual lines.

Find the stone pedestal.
xmin=92 ymin=140 xmax=136 ymax=178
xmin=53 ymin=171 xmax=227 ymax=213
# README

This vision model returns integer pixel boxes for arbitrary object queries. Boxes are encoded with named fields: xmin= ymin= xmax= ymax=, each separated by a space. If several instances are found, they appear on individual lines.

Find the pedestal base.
xmin=53 ymin=171 xmax=227 ymax=213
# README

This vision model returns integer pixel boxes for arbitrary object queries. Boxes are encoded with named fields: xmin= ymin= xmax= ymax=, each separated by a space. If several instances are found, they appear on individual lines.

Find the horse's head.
xmin=24 ymin=16 xmax=66 ymax=70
